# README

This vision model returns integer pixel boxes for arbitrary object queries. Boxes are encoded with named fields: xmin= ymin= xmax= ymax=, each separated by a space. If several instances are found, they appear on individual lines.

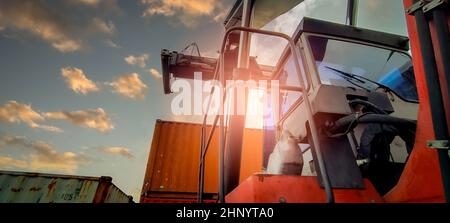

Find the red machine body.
xmin=226 ymin=0 xmax=448 ymax=203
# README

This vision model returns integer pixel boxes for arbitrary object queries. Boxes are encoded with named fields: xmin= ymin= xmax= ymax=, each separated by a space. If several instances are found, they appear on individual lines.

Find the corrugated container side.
xmin=0 ymin=171 xmax=100 ymax=203
xmin=103 ymin=184 xmax=133 ymax=203
xmin=0 ymin=171 xmax=133 ymax=203
xmin=140 ymin=120 xmax=263 ymax=202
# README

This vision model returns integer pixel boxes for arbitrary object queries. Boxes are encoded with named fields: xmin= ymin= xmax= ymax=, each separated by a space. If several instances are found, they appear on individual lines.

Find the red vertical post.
xmin=383 ymin=0 xmax=445 ymax=202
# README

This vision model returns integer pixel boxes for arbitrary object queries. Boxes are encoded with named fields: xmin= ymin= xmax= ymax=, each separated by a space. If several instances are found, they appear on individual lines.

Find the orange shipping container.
xmin=140 ymin=119 xmax=263 ymax=202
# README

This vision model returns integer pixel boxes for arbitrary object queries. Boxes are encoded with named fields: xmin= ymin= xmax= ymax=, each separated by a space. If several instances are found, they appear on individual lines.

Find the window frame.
xmin=271 ymin=31 xmax=417 ymax=132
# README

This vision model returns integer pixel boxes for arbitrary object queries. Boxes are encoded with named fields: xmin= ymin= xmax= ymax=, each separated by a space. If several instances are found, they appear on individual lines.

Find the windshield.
xmin=249 ymin=0 xmax=409 ymax=68
xmin=249 ymin=0 xmax=347 ymax=67
xmin=307 ymin=35 xmax=418 ymax=102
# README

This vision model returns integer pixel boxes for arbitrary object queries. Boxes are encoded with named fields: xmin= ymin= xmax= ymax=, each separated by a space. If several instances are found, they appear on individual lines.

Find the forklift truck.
xmin=160 ymin=0 xmax=450 ymax=203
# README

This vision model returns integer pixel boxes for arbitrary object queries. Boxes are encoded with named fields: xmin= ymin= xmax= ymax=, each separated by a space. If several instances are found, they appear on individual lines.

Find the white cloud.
xmin=93 ymin=17 xmax=116 ymax=35
xmin=61 ymin=67 xmax=99 ymax=95
xmin=140 ymin=0 xmax=231 ymax=27
xmin=0 ymin=101 xmax=62 ymax=133
xmin=148 ymin=68 xmax=162 ymax=79
xmin=213 ymin=7 xmax=229 ymax=23
xmin=74 ymin=0 xmax=102 ymax=6
xmin=107 ymin=73 xmax=148 ymax=100
xmin=124 ymin=54 xmax=149 ymax=68
xmin=28 ymin=152 xmax=84 ymax=174
xmin=52 ymin=40 xmax=83 ymax=53
xmin=0 ymin=134 xmax=91 ymax=173
xmin=44 ymin=108 xmax=114 ymax=133
xmin=37 ymin=125 xmax=64 ymax=133
xmin=0 ymin=156 xmax=29 ymax=169
xmin=0 ymin=101 xmax=43 ymax=127
xmin=70 ymin=0 xmax=120 ymax=11
xmin=0 ymin=1 xmax=83 ymax=53
xmin=105 ymin=39 xmax=120 ymax=48
xmin=99 ymin=146 xmax=133 ymax=159
xmin=0 ymin=1 xmax=121 ymax=53
xmin=141 ymin=0 xmax=215 ymax=16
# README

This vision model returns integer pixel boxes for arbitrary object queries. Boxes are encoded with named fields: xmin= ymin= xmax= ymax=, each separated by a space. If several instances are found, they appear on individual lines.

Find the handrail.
xmin=198 ymin=54 xmax=221 ymax=203
xmin=198 ymin=26 xmax=334 ymax=203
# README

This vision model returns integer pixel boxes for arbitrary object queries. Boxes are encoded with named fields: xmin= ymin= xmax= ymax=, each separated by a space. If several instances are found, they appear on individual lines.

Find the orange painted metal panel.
xmin=382 ymin=0 xmax=445 ymax=203
xmin=141 ymin=197 xmax=216 ymax=203
xmin=429 ymin=14 xmax=450 ymax=129
xmin=140 ymin=120 xmax=263 ymax=202
xmin=226 ymin=175 xmax=383 ymax=203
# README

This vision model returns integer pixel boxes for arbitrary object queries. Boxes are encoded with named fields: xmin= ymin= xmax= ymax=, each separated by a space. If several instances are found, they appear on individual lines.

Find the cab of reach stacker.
xmin=160 ymin=0 xmax=430 ymax=203
xmin=264 ymin=17 xmax=418 ymax=196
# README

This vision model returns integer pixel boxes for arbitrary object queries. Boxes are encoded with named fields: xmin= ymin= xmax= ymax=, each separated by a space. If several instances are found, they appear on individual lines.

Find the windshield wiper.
xmin=324 ymin=66 xmax=373 ymax=92
xmin=325 ymin=66 xmax=401 ymax=91
xmin=325 ymin=66 xmax=419 ymax=103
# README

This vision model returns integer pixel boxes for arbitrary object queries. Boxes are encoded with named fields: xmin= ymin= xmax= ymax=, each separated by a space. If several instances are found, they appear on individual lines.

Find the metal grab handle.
xmin=223 ymin=26 xmax=333 ymax=203
xmin=199 ymin=26 xmax=334 ymax=203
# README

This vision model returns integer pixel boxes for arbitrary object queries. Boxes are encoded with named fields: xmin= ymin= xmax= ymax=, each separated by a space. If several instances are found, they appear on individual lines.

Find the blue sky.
xmin=0 ymin=0 xmax=233 ymax=201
